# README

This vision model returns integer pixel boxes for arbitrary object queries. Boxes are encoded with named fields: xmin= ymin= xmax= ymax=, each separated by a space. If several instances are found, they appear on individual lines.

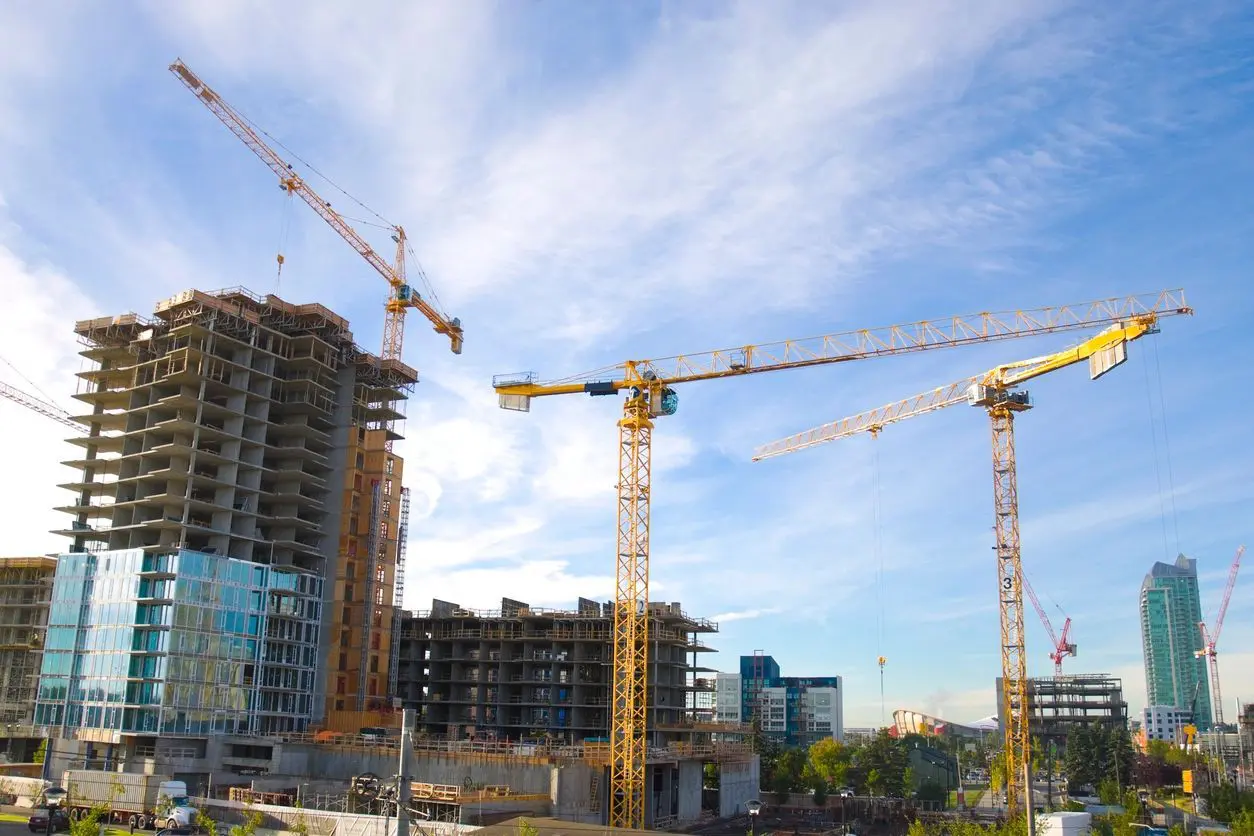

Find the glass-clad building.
xmin=35 ymin=548 xmax=321 ymax=737
xmin=1140 ymin=553 xmax=1212 ymax=729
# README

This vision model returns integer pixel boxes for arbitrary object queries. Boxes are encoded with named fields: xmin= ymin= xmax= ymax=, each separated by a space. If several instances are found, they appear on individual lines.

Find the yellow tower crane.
xmin=493 ymin=289 xmax=1189 ymax=829
xmin=169 ymin=59 xmax=464 ymax=369
xmin=752 ymin=304 xmax=1192 ymax=815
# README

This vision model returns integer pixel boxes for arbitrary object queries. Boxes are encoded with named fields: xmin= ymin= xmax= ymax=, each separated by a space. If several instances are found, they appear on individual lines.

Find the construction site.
xmin=393 ymin=597 xmax=719 ymax=745
xmin=0 ymin=47 xmax=1243 ymax=836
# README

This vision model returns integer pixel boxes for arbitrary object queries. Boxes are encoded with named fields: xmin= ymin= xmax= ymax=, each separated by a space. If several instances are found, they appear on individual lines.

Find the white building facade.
xmin=1143 ymin=705 xmax=1192 ymax=743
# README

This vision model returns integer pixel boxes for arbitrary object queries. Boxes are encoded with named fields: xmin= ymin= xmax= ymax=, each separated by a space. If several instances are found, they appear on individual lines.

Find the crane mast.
xmin=752 ymin=305 xmax=1191 ymax=815
xmin=496 ymin=290 xmax=1189 ymax=829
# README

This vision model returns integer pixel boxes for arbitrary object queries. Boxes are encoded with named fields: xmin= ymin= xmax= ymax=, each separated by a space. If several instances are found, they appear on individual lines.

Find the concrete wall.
xmin=676 ymin=761 xmax=703 ymax=822
xmin=274 ymin=747 xmax=562 ymax=796
xmin=718 ymin=757 xmax=760 ymax=818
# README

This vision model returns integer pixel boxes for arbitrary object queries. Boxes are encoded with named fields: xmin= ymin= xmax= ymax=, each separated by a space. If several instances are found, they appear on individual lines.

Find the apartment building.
xmin=0 ymin=556 xmax=56 ymax=724
xmin=1140 ymin=554 xmax=1212 ymax=729
xmin=714 ymin=653 xmax=844 ymax=745
xmin=393 ymin=597 xmax=718 ymax=744
xmin=40 ymin=287 xmax=413 ymax=743
xmin=1143 ymin=705 xmax=1192 ymax=743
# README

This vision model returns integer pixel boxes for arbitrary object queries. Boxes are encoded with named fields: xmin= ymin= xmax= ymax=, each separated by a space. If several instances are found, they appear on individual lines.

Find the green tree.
xmin=866 ymin=768 xmax=885 ymax=797
xmin=229 ymin=804 xmax=263 ymax=836
xmin=857 ymin=729 xmax=908 ymax=797
xmin=1230 ymin=810 xmax=1254 ymax=836
xmin=291 ymin=800 xmax=310 ymax=836
xmin=195 ymin=807 xmax=218 ymax=836
xmin=517 ymin=819 xmax=539 ymax=836
xmin=990 ymin=754 xmax=1006 ymax=794
xmin=804 ymin=738 xmax=849 ymax=788
xmin=1202 ymin=783 xmax=1254 ymax=824
xmin=69 ymin=805 xmax=110 ymax=836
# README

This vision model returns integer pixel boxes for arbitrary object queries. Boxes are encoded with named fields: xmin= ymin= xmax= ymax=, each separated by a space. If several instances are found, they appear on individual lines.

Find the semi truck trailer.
xmin=61 ymin=771 xmax=197 ymax=830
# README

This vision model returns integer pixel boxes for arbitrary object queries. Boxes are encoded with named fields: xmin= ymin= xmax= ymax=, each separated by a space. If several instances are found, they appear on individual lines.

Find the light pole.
xmin=44 ymin=787 xmax=67 ymax=836
xmin=746 ymin=799 xmax=762 ymax=836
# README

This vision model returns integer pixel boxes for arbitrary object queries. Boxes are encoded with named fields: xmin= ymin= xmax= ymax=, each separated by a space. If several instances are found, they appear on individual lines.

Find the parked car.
xmin=27 ymin=809 xmax=70 ymax=833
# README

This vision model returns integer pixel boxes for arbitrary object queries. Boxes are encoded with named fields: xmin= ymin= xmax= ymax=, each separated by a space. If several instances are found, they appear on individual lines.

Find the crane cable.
xmin=1141 ymin=335 xmax=1180 ymax=558
xmin=872 ymin=438 xmax=887 ymax=727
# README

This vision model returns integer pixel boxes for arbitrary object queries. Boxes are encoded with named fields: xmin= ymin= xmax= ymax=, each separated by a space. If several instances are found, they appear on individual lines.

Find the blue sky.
xmin=0 ymin=0 xmax=1252 ymax=728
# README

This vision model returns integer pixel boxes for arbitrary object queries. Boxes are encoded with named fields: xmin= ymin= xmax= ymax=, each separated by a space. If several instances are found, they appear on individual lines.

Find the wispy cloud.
xmin=712 ymin=609 xmax=782 ymax=625
xmin=0 ymin=0 xmax=1251 ymax=729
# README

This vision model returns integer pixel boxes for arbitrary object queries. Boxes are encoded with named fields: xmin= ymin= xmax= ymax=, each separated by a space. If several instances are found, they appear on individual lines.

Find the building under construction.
xmin=41 ymin=287 xmax=413 ymax=743
xmin=997 ymin=674 xmax=1128 ymax=747
xmin=0 ymin=556 xmax=55 ymax=725
xmin=393 ymin=597 xmax=721 ymax=745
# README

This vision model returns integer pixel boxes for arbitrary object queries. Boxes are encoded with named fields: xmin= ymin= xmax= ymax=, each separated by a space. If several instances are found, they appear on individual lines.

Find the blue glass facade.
xmin=1140 ymin=554 xmax=1212 ymax=729
xmin=736 ymin=654 xmax=842 ymax=745
xmin=35 ymin=548 xmax=322 ymax=737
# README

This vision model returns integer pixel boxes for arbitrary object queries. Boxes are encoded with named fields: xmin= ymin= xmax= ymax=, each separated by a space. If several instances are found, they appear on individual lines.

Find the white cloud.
xmin=712 ymin=609 xmax=781 ymax=624
xmin=0 ymin=244 xmax=99 ymax=556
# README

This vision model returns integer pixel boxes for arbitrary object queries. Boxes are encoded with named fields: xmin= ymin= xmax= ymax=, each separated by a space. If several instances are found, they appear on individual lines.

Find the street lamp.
xmin=44 ymin=787 xmax=67 ymax=836
xmin=746 ymin=799 xmax=762 ymax=836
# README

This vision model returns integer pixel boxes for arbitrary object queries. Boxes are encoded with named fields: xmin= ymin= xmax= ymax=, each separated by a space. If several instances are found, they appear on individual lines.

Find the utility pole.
xmin=396 ymin=708 xmax=413 ymax=836
xmin=1024 ymin=761 xmax=1036 ymax=836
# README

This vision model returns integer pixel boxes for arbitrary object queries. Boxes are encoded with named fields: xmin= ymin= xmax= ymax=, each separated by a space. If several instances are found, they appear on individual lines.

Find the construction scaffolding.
xmin=0 ymin=557 xmax=56 ymax=724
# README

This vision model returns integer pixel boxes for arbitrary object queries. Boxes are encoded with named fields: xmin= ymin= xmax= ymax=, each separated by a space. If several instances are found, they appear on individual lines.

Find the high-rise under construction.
xmin=38 ymin=287 xmax=411 ymax=745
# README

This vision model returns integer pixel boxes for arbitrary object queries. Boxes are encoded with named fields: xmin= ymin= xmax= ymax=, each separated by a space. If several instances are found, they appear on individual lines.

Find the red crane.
xmin=1196 ymin=544 xmax=1244 ymax=727
xmin=1023 ymin=574 xmax=1076 ymax=677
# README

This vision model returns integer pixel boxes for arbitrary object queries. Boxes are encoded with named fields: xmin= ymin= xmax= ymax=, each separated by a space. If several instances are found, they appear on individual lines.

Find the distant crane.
xmin=170 ymin=60 xmax=463 ymax=453
xmin=1022 ymin=574 xmax=1076 ymax=677
xmin=1195 ymin=544 xmax=1244 ymax=726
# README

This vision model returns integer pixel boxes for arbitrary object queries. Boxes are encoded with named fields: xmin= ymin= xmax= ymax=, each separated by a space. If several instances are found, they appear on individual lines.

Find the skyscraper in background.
xmin=1140 ymin=554 xmax=1212 ymax=729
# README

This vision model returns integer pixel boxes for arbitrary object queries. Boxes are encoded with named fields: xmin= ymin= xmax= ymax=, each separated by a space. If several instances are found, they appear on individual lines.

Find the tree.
xmin=195 ymin=807 xmax=218 ymax=836
xmin=857 ymin=729 xmax=908 ymax=797
xmin=229 ymin=804 xmax=263 ymax=836
xmin=1201 ymin=783 xmax=1254 ymax=824
xmin=69 ymin=806 xmax=110 ymax=836
xmin=805 ymin=738 xmax=850 ymax=789
xmin=517 ymin=820 xmax=539 ymax=836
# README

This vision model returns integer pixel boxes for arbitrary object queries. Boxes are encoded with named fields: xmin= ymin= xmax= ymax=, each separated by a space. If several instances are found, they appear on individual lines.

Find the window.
xmin=339 ymin=653 xmax=348 ymax=671
xmin=336 ymin=677 xmax=346 ymax=695
xmin=385 ymin=458 xmax=395 ymax=475
xmin=383 ymin=479 xmax=392 ymax=496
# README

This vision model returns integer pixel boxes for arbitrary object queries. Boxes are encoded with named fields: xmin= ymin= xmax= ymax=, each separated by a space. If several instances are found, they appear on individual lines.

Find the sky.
xmin=0 ymin=0 xmax=1252 ymax=729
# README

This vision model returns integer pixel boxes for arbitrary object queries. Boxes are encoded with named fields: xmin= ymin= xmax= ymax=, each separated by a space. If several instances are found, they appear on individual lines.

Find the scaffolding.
xmin=0 ymin=557 xmax=55 ymax=724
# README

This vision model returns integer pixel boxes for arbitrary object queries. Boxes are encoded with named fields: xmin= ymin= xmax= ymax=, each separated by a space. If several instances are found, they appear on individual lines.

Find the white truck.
xmin=61 ymin=771 xmax=197 ymax=831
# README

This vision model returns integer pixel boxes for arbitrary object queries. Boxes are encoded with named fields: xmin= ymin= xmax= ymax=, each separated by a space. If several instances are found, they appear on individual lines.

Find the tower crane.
xmin=752 ymin=303 xmax=1192 ymax=815
xmin=169 ymin=59 xmax=464 ymax=372
xmin=1022 ymin=574 xmax=1076 ymax=677
xmin=1195 ymin=544 xmax=1244 ymax=727
xmin=493 ymin=289 xmax=1189 ymax=829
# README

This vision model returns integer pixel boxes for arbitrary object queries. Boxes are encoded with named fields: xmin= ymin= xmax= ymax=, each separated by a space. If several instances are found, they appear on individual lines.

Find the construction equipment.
xmin=493 ymin=290 xmax=1189 ymax=828
xmin=1022 ymin=574 xmax=1076 ymax=677
xmin=1195 ymin=544 xmax=1244 ymax=727
xmin=752 ymin=305 xmax=1192 ymax=815
xmin=169 ymin=60 xmax=464 ymax=367
xmin=0 ymin=381 xmax=81 ymax=432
